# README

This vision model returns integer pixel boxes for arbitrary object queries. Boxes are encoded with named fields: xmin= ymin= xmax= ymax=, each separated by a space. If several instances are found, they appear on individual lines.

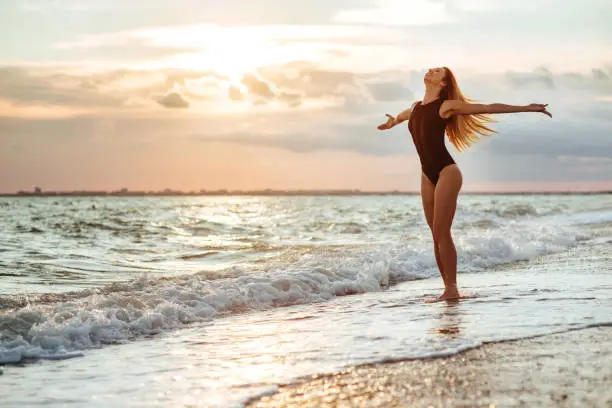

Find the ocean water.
xmin=1 ymin=194 xmax=611 ymax=407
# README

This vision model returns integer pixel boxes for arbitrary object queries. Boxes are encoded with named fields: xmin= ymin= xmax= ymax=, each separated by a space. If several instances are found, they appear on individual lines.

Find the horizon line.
xmin=1 ymin=188 xmax=611 ymax=197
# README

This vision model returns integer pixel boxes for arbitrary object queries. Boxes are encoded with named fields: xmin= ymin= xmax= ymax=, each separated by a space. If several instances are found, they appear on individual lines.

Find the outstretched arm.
xmin=442 ymin=100 xmax=552 ymax=118
xmin=377 ymin=102 xmax=418 ymax=130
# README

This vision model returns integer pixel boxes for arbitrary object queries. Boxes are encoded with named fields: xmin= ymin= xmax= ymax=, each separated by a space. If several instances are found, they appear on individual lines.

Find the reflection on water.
xmin=432 ymin=301 xmax=463 ymax=338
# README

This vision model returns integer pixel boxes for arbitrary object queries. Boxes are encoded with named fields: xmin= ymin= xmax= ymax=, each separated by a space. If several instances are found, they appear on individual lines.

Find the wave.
xmin=0 ymin=256 xmax=414 ymax=364
xmin=489 ymin=203 xmax=539 ymax=218
xmin=0 ymin=212 xmax=597 ymax=365
xmin=3 ymin=200 xmax=611 ymax=366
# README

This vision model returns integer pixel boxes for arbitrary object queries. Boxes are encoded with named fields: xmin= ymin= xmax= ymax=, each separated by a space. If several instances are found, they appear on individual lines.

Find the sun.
xmin=138 ymin=24 xmax=327 ymax=108
xmin=148 ymin=25 xmax=274 ymax=81
xmin=139 ymin=23 xmax=327 ymax=88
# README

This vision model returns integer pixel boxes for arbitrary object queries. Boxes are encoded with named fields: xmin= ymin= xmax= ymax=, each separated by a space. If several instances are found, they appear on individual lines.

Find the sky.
xmin=1 ymin=0 xmax=611 ymax=193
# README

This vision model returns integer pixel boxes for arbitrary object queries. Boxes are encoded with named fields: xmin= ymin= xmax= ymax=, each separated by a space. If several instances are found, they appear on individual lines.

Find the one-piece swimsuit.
xmin=408 ymin=98 xmax=455 ymax=185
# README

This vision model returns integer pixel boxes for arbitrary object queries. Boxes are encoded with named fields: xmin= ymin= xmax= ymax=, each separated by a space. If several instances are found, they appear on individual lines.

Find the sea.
xmin=1 ymin=194 xmax=611 ymax=407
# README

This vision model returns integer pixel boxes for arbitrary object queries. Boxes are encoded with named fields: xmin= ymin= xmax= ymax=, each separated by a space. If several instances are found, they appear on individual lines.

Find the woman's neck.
xmin=422 ymin=85 xmax=442 ymax=104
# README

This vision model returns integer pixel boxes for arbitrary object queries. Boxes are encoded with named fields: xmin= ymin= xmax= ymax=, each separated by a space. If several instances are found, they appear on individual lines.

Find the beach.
xmin=248 ymin=327 xmax=612 ymax=408
xmin=1 ymin=195 xmax=611 ymax=407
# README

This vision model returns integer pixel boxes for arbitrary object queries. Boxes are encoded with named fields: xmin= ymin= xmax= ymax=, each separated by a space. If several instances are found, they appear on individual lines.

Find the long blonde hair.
xmin=441 ymin=67 xmax=497 ymax=151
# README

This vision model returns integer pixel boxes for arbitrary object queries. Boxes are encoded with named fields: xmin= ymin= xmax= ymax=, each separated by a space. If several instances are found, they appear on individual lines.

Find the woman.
xmin=377 ymin=67 xmax=551 ymax=301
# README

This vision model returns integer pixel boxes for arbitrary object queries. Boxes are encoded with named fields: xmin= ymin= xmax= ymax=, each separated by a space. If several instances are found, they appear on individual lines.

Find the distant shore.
xmin=1 ymin=189 xmax=611 ymax=197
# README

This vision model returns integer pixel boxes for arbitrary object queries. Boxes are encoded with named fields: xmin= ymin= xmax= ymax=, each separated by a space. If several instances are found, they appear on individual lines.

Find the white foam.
xmin=458 ymin=221 xmax=584 ymax=269
xmin=0 ymin=255 xmax=419 ymax=363
xmin=564 ymin=209 xmax=612 ymax=225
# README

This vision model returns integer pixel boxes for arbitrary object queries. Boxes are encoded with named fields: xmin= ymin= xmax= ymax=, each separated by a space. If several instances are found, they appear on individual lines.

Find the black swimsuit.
xmin=408 ymin=98 xmax=455 ymax=185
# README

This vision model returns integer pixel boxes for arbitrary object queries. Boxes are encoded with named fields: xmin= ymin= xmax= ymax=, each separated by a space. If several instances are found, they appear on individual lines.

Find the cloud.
xmin=21 ymin=0 xmax=375 ymax=25
xmin=8 ymin=1 xmax=612 ymax=79
xmin=254 ymin=63 xmax=375 ymax=104
xmin=442 ymin=0 xmax=543 ymax=12
xmin=3 ymin=0 xmax=612 ymax=192
xmin=51 ymin=21 xmax=408 ymax=59
xmin=196 ymin=132 xmax=386 ymax=155
xmin=189 ymin=108 xmax=612 ymax=161
xmin=225 ymin=63 xmax=415 ymax=108
xmin=331 ymin=0 xmax=452 ymax=26
xmin=0 ymin=66 xmax=230 ymax=115
xmin=228 ymin=86 xmax=244 ymax=101
xmin=157 ymin=91 xmax=189 ymax=109
xmin=191 ymin=119 xmax=410 ymax=156
xmin=0 ymin=62 xmax=608 ymax=123
xmin=592 ymin=68 xmax=611 ymax=82
xmin=556 ymin=68 xmax=612 ymax=90
xmin=224 ymin=65 xmax=363 ymax=107
xmin=185 ymin=73 xmax=612 ymax=158
xmin=241 ymin=74 xmax=275 ymax=99
xmin=56 ymin=41 xmax=200 ymax=61
xmin=486 ymin=120 xmax=612 ymax=161
xmin=0 ymin=67 xmax=126 ymax=107
xmin=20 ymin=0 xmax=90 ymax=12
xmin=257 ymin=63 xmax=421 ymax=107
xmin=558 ymin=155 xmax=612 ymax=164
xmin=505 ymin=68 xmax=555 ymax=89
xmin=0 ymin=62 xmax=387 ymax=114
xmin=367 ymin=81 xmax=413 ymax=101
xmin=54 ymin=30 xmax=202 ymax=61
xmin=452 ymin=66 xmax=612 ymax=101
xmin=279 ymin=92 xmax=302 ymax=107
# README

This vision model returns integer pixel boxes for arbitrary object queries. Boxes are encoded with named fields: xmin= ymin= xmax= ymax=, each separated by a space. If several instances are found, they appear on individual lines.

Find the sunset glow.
xmin=1 ymin=0 xmax=611 ymax=193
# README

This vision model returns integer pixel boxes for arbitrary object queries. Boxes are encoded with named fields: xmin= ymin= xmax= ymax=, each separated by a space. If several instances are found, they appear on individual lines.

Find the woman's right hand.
xmin=377 ymin=114 xmax=397 ymax=130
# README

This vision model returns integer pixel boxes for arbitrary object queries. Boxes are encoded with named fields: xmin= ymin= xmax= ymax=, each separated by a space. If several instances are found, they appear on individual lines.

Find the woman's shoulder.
xmin=439 ymin=99 xmax=458 ymax=120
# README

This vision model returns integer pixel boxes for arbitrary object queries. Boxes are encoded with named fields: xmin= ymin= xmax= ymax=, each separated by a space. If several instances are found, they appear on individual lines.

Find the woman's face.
xmin=424 ymin=67 xmax=447 ymax=87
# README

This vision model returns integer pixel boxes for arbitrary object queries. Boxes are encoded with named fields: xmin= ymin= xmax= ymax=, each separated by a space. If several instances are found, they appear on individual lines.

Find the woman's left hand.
xmin=527 ymin=103 xmax=552 ymax=118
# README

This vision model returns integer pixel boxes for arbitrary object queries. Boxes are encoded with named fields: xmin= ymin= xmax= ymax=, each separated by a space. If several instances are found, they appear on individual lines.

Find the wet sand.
xmin=247 ymin=327 xmax=612 ymax=408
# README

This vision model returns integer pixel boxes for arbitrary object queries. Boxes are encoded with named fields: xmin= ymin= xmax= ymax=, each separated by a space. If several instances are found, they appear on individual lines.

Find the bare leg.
xmin=420 ymin=173 xmax=447 ymax=287
xmin=432 ymin=165 xmax=463 ymax=301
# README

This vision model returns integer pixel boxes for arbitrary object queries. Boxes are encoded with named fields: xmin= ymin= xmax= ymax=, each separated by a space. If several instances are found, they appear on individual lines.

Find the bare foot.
xmin=425 ymin=287 xmax=461 ymax=303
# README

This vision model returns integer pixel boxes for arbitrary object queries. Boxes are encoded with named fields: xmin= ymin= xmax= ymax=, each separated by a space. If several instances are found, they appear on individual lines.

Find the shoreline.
xmin=247 ymin=326 xmax=612 ymax=408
